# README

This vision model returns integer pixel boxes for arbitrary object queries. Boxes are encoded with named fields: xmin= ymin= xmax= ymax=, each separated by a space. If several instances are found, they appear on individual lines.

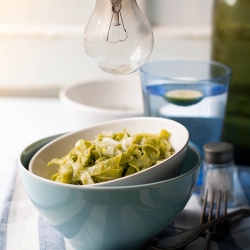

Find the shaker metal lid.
xmin=203 ymin=142 xmax=234 ymax=164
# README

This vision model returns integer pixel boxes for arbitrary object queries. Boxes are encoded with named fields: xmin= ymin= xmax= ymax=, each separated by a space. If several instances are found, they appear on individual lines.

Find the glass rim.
xmin=139 ymin=58 xmax=232 ymax=83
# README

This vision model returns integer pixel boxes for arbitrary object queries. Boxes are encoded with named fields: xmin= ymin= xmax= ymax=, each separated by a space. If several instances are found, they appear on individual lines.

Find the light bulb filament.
xmin=107 ymin=0 xmax=128 ymax=43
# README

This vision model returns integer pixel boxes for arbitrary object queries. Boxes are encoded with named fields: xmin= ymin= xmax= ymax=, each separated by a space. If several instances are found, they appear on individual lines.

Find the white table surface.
xmin=0 ymin=97 xmax=75 ymax=216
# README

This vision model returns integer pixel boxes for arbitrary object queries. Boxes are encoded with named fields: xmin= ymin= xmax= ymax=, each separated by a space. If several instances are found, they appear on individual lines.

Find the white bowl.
xmin=59 ymin=80 xmax=144 ymax=129
xmin=29 ymin=117 xmax=189 ymax=186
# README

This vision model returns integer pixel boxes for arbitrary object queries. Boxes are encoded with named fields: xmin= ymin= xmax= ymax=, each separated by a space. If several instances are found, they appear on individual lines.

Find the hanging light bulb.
xmin=84 ymin=0 xmax=154 ymax=75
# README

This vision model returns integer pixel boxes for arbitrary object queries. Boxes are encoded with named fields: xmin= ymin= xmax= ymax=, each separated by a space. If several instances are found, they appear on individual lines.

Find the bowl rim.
xmin=59 ymin=80 xmax=145 ymax=115
xmin=25 ymin=117 xmax=193 ymax=189
xmin=28 ymin=117 xmax=189 ymax=186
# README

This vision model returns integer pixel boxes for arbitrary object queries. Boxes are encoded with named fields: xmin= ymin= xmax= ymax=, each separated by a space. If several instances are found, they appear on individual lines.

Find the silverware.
xmin=202 ymin=189 xmax=227 ymax=250
xmin=148 ymin=203 xmax=250 ymax=250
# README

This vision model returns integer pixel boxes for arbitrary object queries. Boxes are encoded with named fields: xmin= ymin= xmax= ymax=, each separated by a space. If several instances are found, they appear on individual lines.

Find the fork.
xmin=147 ymin=191 xmax=250 ymax=250
xmin=201 ymin=189 xmax=227 ymax=250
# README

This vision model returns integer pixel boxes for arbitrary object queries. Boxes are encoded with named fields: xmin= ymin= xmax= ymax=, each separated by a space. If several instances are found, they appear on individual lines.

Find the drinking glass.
xmin=140 ymin=59 xmax=232 ymax=185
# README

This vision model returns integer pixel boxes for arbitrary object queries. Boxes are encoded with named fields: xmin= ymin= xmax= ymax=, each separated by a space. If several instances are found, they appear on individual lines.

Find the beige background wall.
xmin=0 ymin=0 xmax=212 ymax=96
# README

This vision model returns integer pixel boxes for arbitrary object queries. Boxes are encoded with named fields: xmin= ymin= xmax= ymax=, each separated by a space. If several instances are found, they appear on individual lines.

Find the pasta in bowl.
xmin=47 ymin=128 xmax=174 ymax=185
xmin=29 ymin=117 xmax=189 ymax=186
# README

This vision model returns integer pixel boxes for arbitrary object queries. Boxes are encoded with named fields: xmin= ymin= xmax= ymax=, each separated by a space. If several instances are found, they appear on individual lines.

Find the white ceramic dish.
xmin=59 ymin=79 xmax=144 ymax=129
xmin=29 ymin=117 xmax=189 ymax=186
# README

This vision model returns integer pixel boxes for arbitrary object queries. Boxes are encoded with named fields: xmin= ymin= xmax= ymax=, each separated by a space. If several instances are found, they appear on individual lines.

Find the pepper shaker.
xmin=199 ymin=142 xmax=235 ymax=205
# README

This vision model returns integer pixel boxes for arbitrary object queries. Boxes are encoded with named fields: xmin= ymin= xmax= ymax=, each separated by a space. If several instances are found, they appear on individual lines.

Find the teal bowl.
xmin=19 ymin=134 xmax=200 ymax=250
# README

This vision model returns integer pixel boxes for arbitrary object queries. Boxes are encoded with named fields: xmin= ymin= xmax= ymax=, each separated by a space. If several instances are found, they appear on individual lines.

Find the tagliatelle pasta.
xmin=47 ymin=129 xmax=174 ymax=185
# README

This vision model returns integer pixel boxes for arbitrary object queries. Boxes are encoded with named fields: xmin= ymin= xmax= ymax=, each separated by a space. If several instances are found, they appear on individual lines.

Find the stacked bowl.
xmin=19 ymin=117 xmax=201 ymax=250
